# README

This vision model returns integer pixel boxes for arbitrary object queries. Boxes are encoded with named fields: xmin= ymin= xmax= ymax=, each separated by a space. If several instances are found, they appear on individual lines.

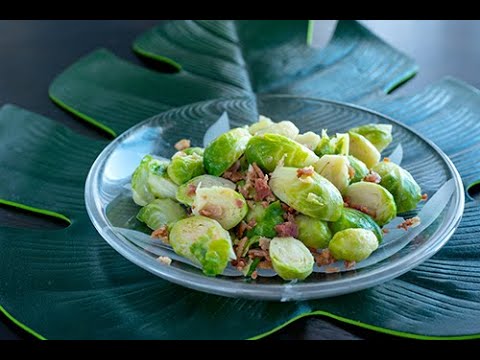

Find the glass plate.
xmin=85 ymin=95 xmax=464 ymax=301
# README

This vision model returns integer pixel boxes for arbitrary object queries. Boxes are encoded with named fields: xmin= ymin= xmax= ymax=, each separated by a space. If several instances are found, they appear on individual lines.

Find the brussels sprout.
xmin=348 ymin=131 xmax=381 ymax=169
xmin=295 ymin=214 xmax=332 ymax=249
xmin=347 ymin=155 xmax=369 ymax=183
xmin=169 ymin=216 xmax=235 ymax=276
xmin=246 ymin=201 xmax=285 ymax=238
xmin=343 ymin=182 xmax=397 ymax=226
xmin=314 ymin=131 xmax=349 ymax=156
xmin=167 ymin=152 xmax=205 ymax=185
xmin=270 ymin=237 xmax=314 ymax=280
xmin=329 ymin=208 xmax=383 ymax=243
xmin=295 ymin=131 xmax=321 ymax=151
xmin=203 ymin=127 xmax=251 ymax=176
xmin=248 ymin=115 xmax=274 ymax=135
xmin=176 ymin=175 xmax=236 ymax=206
xmin=270 ymin=166 xmax=343 ymax=221
xmin=183 ymin=147 xmax=204 ymax=156
xmin=313 ymin=155 xmax=351 ymax=193
xmin=245 ymin=134 xmax=319 ymax=172
xmin=136 ymin=198 xmax=187 ymax=230
xmin=192 ymin=186 xmax=248 ymax=230
xmin=328 ymin=228 xmax=378 ymax=262
xmin=254 ymin=120 xmax=300 ymax=139
xmin=349 ymin=124 xmax=393 ymax=152
xmin=372 ymin=161 xmax=422 ymax=213
xmin=131 ymin=155 xmax=178 ymax=206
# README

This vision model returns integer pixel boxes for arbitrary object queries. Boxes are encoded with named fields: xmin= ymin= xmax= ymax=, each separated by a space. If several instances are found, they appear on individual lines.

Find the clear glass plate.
xmin=85 ymin=96 xmax=464 ymax=301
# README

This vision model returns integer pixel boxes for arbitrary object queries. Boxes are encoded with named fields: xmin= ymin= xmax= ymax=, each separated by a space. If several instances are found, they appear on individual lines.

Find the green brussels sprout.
xmin=295 ymin=131 xmax=321 ymax=151
xmin=203 ymin=127 xmax=251 ymax=176
xmin=248 ymin=115 xmax=274 ymax=135
xmin=183 ymin=147 xmax=204 ymax=156
xmin=245 ymin=134 xmax=319 ymax=172
xmin=328 ymin=228 xmax=378 ymax=262
xmin=246 ymin=201 xmax=285 ymax=238
xmin=348 ymin=132 xmax=381 ymax=169
xmin=131 ymin=155 xmax=178 ymax=206
xmin=343 ymin=182 xmax=397 ymax=226
xmin=295 ymin=214 xmax=332 ymax=249
xmin=349 ymin=124 xmax=393 ymax=152
xmin=269 ymin=166 xmax=343 ymax=221
xmin=136 ymin=198 xmax=187 ymax=230
xmin=270 ymin=237 xmax=314 ymax=280
xmin=347 ymin=155 xmax=369 ymax=183
xmin=372 ymin=161 xmax=422 ymax=213
xmin=169 ymin=216 xmax=235 ymax=276
xmin=192 ymin=186 xmax=248 ymax=230
xmin=329 ymin=208 xmax=383 ymax=243
xmin=313 ymin=155 xmax=351 ymax=193
xmin=167 ymin=152 xmax=205 ymax=185
xmin=314 ymin=131 xmax=350 ymax=156
xmin=254 ymin=120 xmax=300 ymax=139
xmin=176 ymin=174 xmax=236 ymax=206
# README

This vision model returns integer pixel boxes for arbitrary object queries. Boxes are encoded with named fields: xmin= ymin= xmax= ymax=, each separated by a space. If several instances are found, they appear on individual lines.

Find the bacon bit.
xmin=275 ymin=221 xmax=298 ymax=238
xmin=235 ymin=236 xmax=249 ymax=259
xmin=346 ymin=201 xmax=376 ymax=218
xmin=397 ymin=216 xmax=421 ymax=231
xmin=247 ymin=218 xmax=257 ymax=228
xmin=238 ymin=183 xmax=253 ymax=199
xmin=259 ymin=237 xmax=270 ymax=251
xmin=235 ymin=199 xmax=245 ymax=208
xmin=248 ymin=249 xmax=271 ymax=262
xmin=187 ymin=184 xmax=197 ymax=196
xmin=258 ymin=260 xmax=273 ymax=269
xmin=261 ymin=201 xmax=270 ymax=208
xmin=344 ymin=260 xmax=356 ymax=269
xmin=383 ymin=157 xmax=390 ymax=162
xmin=296 ymin=166 xmax=315 ymax=178
xmin=421 ymin=193 xmax=428 ymax=201
xmin=281 ymin=203 xmax=297 ymax=214
xmin=348 ymin=165 xmax=356 ymax=179
xmin=314 ymin=249 xmax=336 ymax=266
xmin=254 ymin=177 xmax=274 ymax=202
xmin=199 ymin=204 xmax=224 ymax=218
xmin=251 ymin=163 xmax=265 ymax=179
xmin=382 ymin=228 xmax=390 ymax=234
xmin=363 ymin=171 xmax=382 ymax=184
xmin=222 ymin=160 xmax=245 ymax=182
xmin=236 ymin=221 xmax=250 ymax=238
xmin=246 ymin=200 xmax=256 ymax=209
xmin=151 ymin=225 xmax=169 ymax=244
xmin=232 ymin=258 xmax=247 ymax=272
xmin=325 ymin=266 xmax=340 ymax=273
xmin=250 ymin=271 xmax=258 ymax=280
xmin=174 ymin=138 xmax=191 ymax=151
xmin=157 ymin=256 xmax=172 ymax=266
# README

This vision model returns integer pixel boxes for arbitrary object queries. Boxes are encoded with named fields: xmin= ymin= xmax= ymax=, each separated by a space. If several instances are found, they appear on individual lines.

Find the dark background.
xmin=0 ymin=20 xmax=479 ymax=340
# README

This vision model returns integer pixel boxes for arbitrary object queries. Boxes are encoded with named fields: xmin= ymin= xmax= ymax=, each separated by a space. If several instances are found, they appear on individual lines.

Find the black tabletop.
xmin=0 ymin=20 xmax=479 ymax=341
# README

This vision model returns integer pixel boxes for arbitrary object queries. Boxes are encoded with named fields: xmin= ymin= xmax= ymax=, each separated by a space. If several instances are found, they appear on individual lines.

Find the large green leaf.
xmin=1 ymin=78 xmax=479 ymax=339
xmin=49 ymin=20 xmax=416 ymax=136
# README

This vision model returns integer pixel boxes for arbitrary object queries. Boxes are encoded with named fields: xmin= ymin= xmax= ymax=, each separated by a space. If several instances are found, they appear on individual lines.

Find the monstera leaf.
xmin=0 ymin=77 xmax=479 ymax=339
xmin=49 ymin=20 xmax=416 ymax=136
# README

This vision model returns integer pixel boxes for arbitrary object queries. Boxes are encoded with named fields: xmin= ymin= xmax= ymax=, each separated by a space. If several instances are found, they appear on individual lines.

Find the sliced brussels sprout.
xmin=167 ymin=152 xmax=205 ymax=185
xmin=248 ymin=115 xmax=274 ymax=135
xmin=169 ymin=216 xmax=235 ymax=276
xmin=313 ymin=154 xmax=351 ymax=193
xmin=295 ymin=131 xmax=321 ymax=151
xmin=329 ymin=208 xmax=383 ymax=243
xmin=246 ymin=201 xmax=285 ymax=238
xmin=245 ymin=133 xmax=319 ymax=172
xmin=328 ymin=228 xmax=378 ymax=262
xmin=372 ymin=161 xmax=422 ymax=213
xmin=176 ymin=174 xmax=236 ymax=206
xmin=183 ymin=147 xmax=204 ymax=156
xmin=347 ymin=155 xmax=369 ymax=183
xmin=270 ymin=237 xmax=314 ymax=280
xmin=343 ymin=182 xmax=397 ymax=226
xmin=349 ymin=124 xmax=393 ymax=152
xmin=254 ymin=120 xmax=300 ymax=139
xmin=203 ymin=127 xmax=251 ymax=176
xmin=295 ymin=214 xmax=332 ymax=249
xmin=348 ymin=131 xmax=381 ymax=169
xmin=314 ymin=130 xmax=349 ymax=156
xmin=131 ymin=154 xmax=178 ymax=206
xmin=136 ymin=198 xmax=187 ymax=230
xmin=269 ymin=166 xmax=343 ymax=221
xmin=192 ymin=186 xmax=248 ymax=230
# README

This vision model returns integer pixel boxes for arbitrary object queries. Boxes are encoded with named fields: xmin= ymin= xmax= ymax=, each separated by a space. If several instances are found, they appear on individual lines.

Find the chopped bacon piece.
xmin=344 ymin=199 xmax=376 ymax=218
xmin=421 ymin=193 xmax=428 ymax=201
xmin=281 ymin=203 xmax=297 ymax=214
xmin=348 ymin=165 xmax=356 ymax=179
xmin=247 ymin=218 xmax=257 ymax=228
xmin=250 ymin=270 xmax=258 ymax=279
xmin=314 ymin=249 xmax=336 ymax=266
xmin=258 ymin=260 xmax=273 ymax=269
xmin=151 ymin=225 xmax=169 ymax=244
xmin=248 ymin=249 xmax=271 ymax=262
xmin=275 ymin=221 xmax=298 ymax=238
xmin=199 ymin=204 xmax=224 ymax=218
xmin=363 ymin=171 xmax=382 ymax=184
xmin=383 ymin=157 xmax=390 ymax=162
xmin=236 ymin=221 xmax=250 ymax=238
xmin=174 ymin=138 xmax=191 ymax=151
xmin=259 ymin=237 xmax=270 ymax=251
xmin=186 ymin=184 xmax=197 ymax=196
xmin=251 ymin=163 xmax=265 ymax=179
xmin=157 ymin=256 xmax=172 ymax=266
xmin=222 ymin=160 xmax=245 ymax=182
xmin=254 ymin=177 xmax=274 ymax=201
xmin=344 ymin=260 xmax=356 ymax=269
xmin=397 ymin=216 xmax=421 ymax=231
xmin=235 ymin=236 xmax=249 ymax=259
xmin=296 ymin=166 xmax=315 ymax=178
xmin=232 ymin=258 xmax=247 ymax=272
xmin=382 ymin=228 xmax=390 ymax=234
